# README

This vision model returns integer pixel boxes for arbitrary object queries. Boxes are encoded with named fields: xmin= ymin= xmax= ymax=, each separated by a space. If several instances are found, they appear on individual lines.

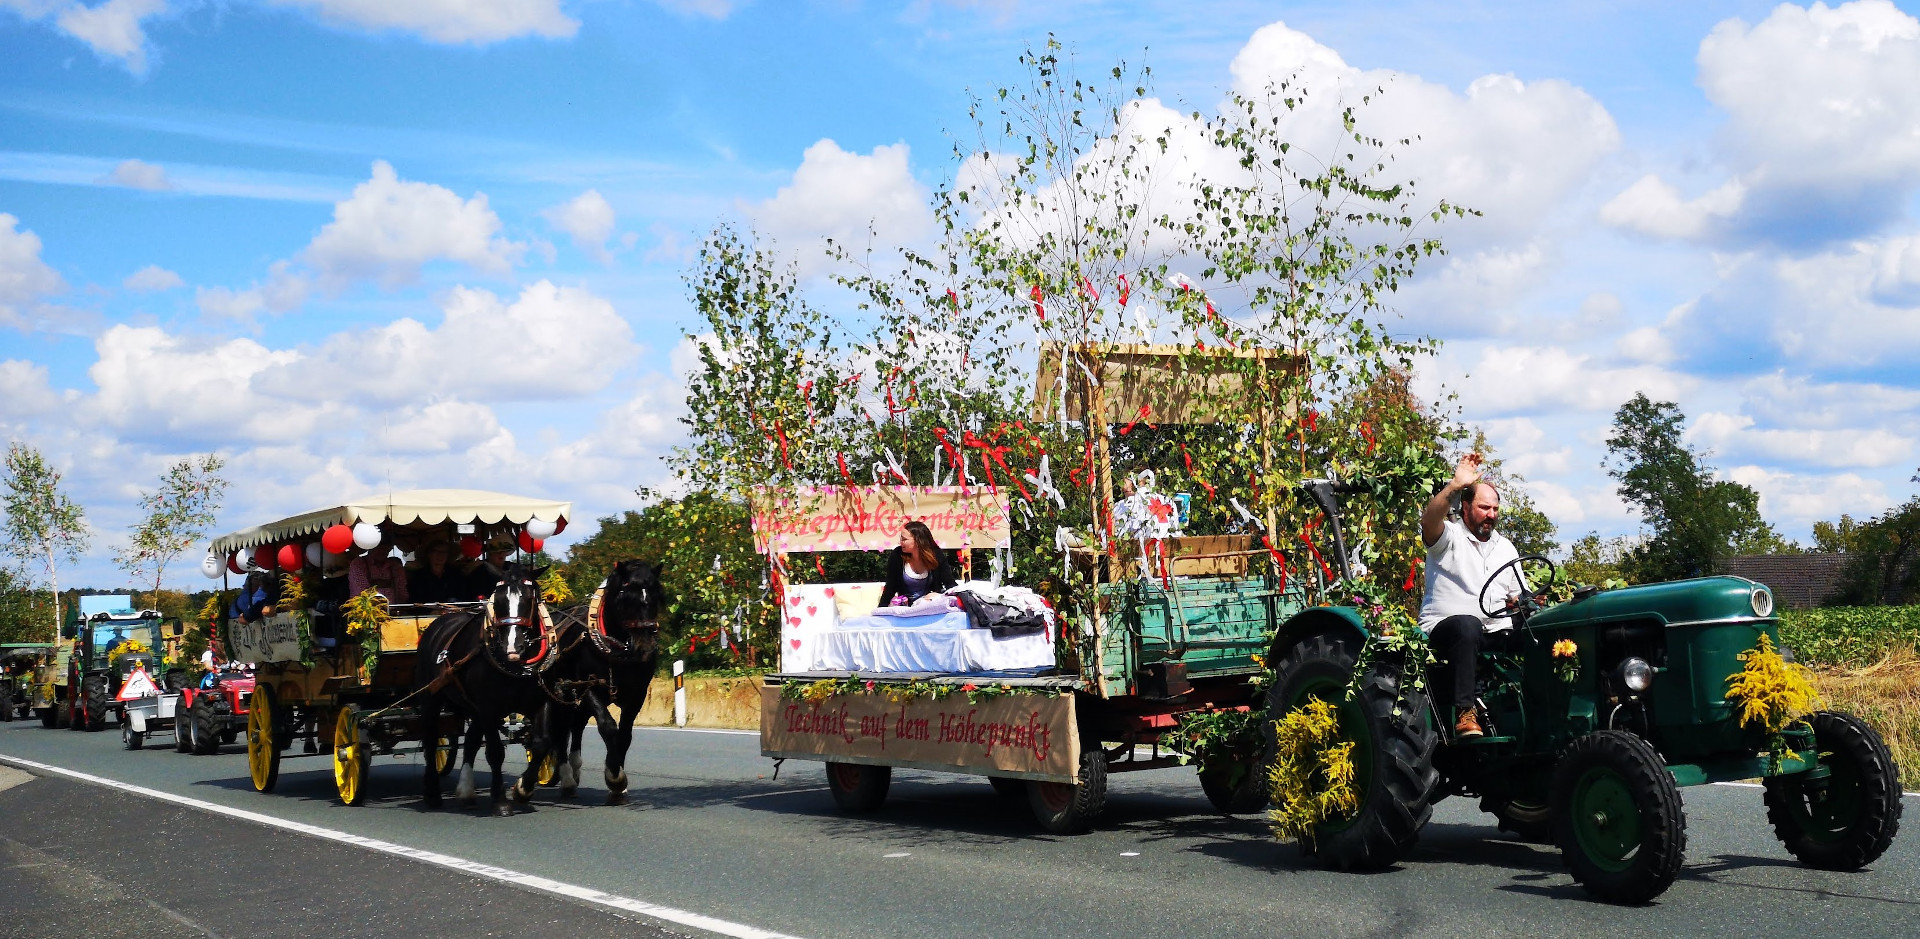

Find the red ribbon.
xmin=1403 ymin=557 xmax=1423 ymax=592
xmin=932 ymin=427 xmax=969 ymax=490
xmin=1030 ymin=285 xmax=1046 ymax=323
xmin=1117 ymin=274 xmax=1130 ymax=307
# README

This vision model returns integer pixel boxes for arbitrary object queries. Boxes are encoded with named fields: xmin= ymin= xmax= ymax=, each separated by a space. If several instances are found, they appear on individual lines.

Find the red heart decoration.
xmin=823 ymin=587 xmax=836 ymax=597
xmin=806 ymin=605 xmax=817 ymax=616
xmin=788 ymin=616 xmax=801 ymax=626
xmin=788 ymin=595 xmax=802 ymax=607
xmin=790 ymin=639 xmax=802 ymax=649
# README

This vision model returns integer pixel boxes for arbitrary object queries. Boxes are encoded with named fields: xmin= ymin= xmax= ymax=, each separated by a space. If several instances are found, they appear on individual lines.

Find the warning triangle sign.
xmin=117 ymin=665 xmax=157 ymax=702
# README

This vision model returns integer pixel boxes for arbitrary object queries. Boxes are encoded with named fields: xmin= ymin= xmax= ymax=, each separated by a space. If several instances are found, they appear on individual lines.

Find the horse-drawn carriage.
xmin=209 ymin=489 xmax=573 ymax=806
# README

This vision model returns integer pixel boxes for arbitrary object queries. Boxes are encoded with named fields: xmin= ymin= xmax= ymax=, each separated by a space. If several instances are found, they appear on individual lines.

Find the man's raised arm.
xmin=1422 ymin=454 xmax=1483 ymax=547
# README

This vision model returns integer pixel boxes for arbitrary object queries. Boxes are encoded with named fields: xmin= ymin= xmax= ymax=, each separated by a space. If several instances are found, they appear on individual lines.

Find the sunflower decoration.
xmin=1551 ymin=638 xmax=1580 ymax=683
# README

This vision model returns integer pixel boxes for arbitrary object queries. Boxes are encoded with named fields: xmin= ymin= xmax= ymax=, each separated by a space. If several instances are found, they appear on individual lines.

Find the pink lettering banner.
xmin=759 ymin=686 xmax=1079 ymax=782
xmin=750 ymin=486 xmax=1012 ymax=554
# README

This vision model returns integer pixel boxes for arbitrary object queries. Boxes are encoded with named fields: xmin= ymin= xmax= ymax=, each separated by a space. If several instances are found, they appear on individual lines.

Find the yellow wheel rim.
xmin=332 ymin=706 xmax=366 ymax=805
xmin=434 ymin=737 xmax=453 ymax=774
xmin=247 ymin=688 xmax=274 ymax=791
xmin=529 ymin=747 xmax=557 ymax=786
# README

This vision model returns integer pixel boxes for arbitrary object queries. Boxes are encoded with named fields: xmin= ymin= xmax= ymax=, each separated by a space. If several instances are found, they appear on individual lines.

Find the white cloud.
xmin=257 ymin=280 xmax=637 ymax=406
xmin=268 ymin=0 xmax=577 ymax=44
xmin=1871 ymin=234 xmax=1920 ymax=305
xmin=122 ymin=264 xmax=182 ymax=292
xmin=1689 ymin=411 xmax=1914 ymax=469
xmin=1450 ymin=344 xmax=1694 ymax=417
xmin=0 ymin=213 xmax=65 ymax=327
xmin=371 ymin=399 xmax=509 ymax=454
xmin=750 ymin=139 xmax=933 ymax=271
xmin=195 ymin=260 xmax=308 ymax=320
xmin=84 ymin=324 xmax=323 ymax=443
xmin=1 ymin=0 xmax=168 ymax=72
xmin=304 ymin=161 xmax=523 ymax=290
xmin=1740 ymin=370 xmax=1920 ymax=429
xmin=542 ymin=189 xmax=618 ymax=264
xmin=99 ymin=157 xmax=172 ymax=191
xmin=1762 ymin=240 xmax=1920 ymax=368
xmin=1727 ymin=464 xmax=1895 ymax=529
xmin=1229 ymin=21 xmax=1619 ymax=236
xmin=0 ymin=359 xmax=61 ymax=416
xmin=650 ymin=0 xmax=734 ymax=17
xmin=1599 ymin=175 xmax=1746 ymax=240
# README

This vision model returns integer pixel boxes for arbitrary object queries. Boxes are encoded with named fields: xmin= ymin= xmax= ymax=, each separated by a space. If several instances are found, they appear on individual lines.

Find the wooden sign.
xmin=751 ymin=486 xmax=1011 ymax=554
xmin=760 ymin=685 xmax=1080 ymax=782
xmin=228 ymin=612 xmax=303 ymax=664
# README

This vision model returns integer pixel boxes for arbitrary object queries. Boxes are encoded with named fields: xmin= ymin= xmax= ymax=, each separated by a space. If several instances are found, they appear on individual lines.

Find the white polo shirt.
xmin=1419 ymin=519 xmax=1522 ymax=633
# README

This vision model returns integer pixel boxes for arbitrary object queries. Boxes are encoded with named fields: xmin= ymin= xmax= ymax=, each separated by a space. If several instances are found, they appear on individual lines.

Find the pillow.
xmin=830 ymin=582 xmax=886 ymax=620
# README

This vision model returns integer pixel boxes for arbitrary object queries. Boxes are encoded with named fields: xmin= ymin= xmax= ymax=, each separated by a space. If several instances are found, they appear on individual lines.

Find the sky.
xmin=3 ymin=0 xmax=1919 ymax=588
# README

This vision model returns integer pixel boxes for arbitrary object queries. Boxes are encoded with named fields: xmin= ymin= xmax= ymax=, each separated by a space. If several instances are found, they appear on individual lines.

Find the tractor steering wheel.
xmin=1478 ymin=553 xmax=1560 ymax=620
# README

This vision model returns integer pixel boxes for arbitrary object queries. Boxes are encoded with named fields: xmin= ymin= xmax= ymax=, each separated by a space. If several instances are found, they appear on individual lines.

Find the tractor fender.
xmin=1266 ymin=606 xmax=1370 ymax=667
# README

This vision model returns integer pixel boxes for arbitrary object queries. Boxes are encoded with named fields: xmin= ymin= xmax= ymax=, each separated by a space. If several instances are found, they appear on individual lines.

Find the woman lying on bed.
xmin=877 ymin=521 xmax=958 ymax=608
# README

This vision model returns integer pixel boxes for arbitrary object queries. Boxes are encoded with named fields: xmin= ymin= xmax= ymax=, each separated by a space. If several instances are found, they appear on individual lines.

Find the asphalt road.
xmin=3 ymin=717 xmax=1917 ymax=939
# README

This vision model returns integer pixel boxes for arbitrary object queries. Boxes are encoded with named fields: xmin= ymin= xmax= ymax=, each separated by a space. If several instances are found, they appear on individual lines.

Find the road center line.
xmin=0 ymin=752 xmax=807 ymax=939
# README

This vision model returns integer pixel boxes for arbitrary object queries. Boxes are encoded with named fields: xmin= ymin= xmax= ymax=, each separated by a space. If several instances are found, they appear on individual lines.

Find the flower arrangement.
xmin=1725 ymin=633 xmax=1821 ymax=773
xmin=107 ymin=638 xmax=151 ymax=671
xmin=342 ymin=588 xmax=391 ymax=678
xmin=1340 ymin=579 xmax=1435 ymax=714
xmin=1551 ymin=638 xmax=1580 ymax=683
xmin=778 ymin=675 xmax=1060 ymax=705
xmin=539 ymin=567 xmax=573 ymax=604
xmin=1267 ymin=698 xmax=1358 ymax=845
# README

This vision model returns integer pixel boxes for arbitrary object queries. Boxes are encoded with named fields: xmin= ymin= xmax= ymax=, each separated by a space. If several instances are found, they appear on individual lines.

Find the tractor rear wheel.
xmin=1552 ymin=730 xmax=1686 ymax=904
xmin=1028 ymin=746 xmax=1108 ymax=834
xmin=1266 ymin=634 xmax=1439 ymax=870
xmin=1764 ymin=711 xmax=1903 ymax=871
xmin=190 ymin=697 xmax=220 ymax=755
xmin=824 ymin=762 xmax=891 ymax=813
xmin=79 ymin=675 xmax=109 ymax=732
xmin=1199 ymin=763 xmax=1269 ymax=815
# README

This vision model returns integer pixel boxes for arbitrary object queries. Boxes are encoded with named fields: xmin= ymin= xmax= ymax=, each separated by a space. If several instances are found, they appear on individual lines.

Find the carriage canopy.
xmin=209 ymin=488 xmax=572 ymax=554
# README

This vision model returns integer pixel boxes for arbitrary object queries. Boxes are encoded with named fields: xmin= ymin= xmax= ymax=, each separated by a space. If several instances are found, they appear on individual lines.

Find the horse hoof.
xmin=494 ymin=803 xmax=518 ymax=817
xmin=510 ymin=787 xmax=532 ymax=804
xmin=606 ymin=791 xmax=628 ymax=806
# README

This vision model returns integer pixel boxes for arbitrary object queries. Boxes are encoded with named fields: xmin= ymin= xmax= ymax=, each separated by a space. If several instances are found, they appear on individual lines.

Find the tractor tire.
xmin=38 ymin=707 xmax=57 ymax=728
xmin=1199 ymin=762 xmax=1270 ymax=816
xmin=191 ymin=697 xmax=221 ymax=755
xmin=1763 ymin=711 xmax=1903 ymax=871
xmin=1481 ymin=793 xmax=1554 ymax=844
xmin=121 ymin=719 xmax=142 ymax=750
xmin=1551 ymin=730 xmax=1687 ymax=904
xmin=1266 ymin=633 xmax=1440 ymax=870
xmin=1028 ymin=744 xmax=1108 ymax=834
xmin=0 ymin=697 xmax=14 ymax=721
xmin=174 ymin=710 xmax=193 ymax=753
xmin=79 ymin=675 xmax=109 ymax=732
xmin=824 ymin=762 xmax=891 ymax=813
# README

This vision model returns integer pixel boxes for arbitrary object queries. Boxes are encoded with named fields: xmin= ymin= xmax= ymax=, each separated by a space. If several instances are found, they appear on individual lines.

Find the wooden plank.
xmin=759 ymin=685 xmax=1082 ymax=783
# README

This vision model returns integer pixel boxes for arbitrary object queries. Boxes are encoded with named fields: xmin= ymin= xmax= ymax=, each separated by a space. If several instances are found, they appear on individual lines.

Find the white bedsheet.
xmin=811 ymin=609 xmax=1055 ymax=673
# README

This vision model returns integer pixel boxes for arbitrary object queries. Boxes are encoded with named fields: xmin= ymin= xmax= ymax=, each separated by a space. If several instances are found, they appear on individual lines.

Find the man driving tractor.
xmin=1419 ymin=453 xmax=1526 ymax=739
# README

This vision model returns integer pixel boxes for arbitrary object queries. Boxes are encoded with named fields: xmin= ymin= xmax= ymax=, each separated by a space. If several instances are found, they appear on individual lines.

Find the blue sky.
xmin=3 ymin=0 xmax=1919 ymax=587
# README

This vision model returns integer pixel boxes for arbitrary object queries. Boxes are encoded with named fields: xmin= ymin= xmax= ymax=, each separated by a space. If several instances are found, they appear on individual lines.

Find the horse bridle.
xmin=587 ymin=579 xmax=661 ymax=663
xmin=481 ymin=579 xmax=553 ymax=676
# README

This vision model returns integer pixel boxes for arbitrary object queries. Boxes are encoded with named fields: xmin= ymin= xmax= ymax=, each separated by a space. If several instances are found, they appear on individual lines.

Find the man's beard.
xmin=1467 ymin=515 xmax=1497 ymax=539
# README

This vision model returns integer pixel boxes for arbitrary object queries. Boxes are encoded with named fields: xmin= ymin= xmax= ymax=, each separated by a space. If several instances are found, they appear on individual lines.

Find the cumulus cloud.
xmin=268 ymin=0 xmax=577 ymax=44
xmin=542 ymin=189 xmax=618 ymax=264
xmin=371 ymin=399 xmax=509 ymax=454
xmin=1689 ymin=411 xmax=1914 ymax=469
xmin=2 ymin=0 xmax=169 ymax=72
xmin=1727 ymin=464 xmax=1895 ymax=530
xmin=257 ymin=280 xmax=636 ymax=406
xmin=0 ymin=359 xmax=62 ymax=416
xmin=0 ymin=213 xmax=65 ymax=328
xmin=98 ymin=157 xmax=172 ymax=191
xmin=1599 ymin=175 xmax=1746 ymax=241
xmin=84 ymin=325 xmax=322 ymax=443
xmin=195 ymin=260 xmax=308 ymax=320
xmin=1229 ymin=22 xmax=1619 ymax=236
xmin=304 ymin=161 xmax=523 ymax=290
xmin=122 ymin=264 xmax=182 ymax=292
xmin=750 ymin=139 xmax=933 ymax=272
xmin=1450 ymin=344 xmax=1694 ymax=417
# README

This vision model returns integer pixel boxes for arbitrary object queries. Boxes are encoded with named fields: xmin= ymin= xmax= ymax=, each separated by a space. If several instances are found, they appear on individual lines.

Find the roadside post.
xmin=673 ymin=660 xmax=686 ymax=727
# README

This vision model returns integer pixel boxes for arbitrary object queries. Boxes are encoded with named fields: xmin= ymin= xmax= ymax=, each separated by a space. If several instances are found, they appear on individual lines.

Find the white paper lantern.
xmin=351 ymin=522 xmax=382 ymax=550
xmin=525 ymin=518 xmax=558 ymax=540
xmin=305 ymin=542 xmax=323 ymax=568
xmin=201 ymin=554 xmax=223 ymax=579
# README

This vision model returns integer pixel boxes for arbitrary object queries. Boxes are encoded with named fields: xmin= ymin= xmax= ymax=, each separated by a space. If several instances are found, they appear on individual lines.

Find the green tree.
xmin=1 ymin=442 xmax=89 ymax=645
xmin=1602 ymin=393 xmax=1785 ymax=582
xmin=1561 ymin=531 xmax=1635 ymax=587
xmin=116 ymin=454 xmax=228 ymax=611
xmin=1813 ymin=514 xmax=1866 ymax=553
xmin=1828 ymin=475 xmax=1920 ymax=605
xmin=0 ymin=565 xmax=52 ymax=644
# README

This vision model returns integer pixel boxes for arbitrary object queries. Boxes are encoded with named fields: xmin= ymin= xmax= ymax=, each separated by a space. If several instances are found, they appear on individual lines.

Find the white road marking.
xmin=883 ymin=852 xmax=911 ymax=858
xmin=1712 ymin=780 xmax=1920 ymax=797
xmin=1120 ymin=852 xmax=1140 ymax=857
xmin=0 ymin=753 xmax=806 ymax=939
xmin=634 ymin=726 xmax=758 ymax=736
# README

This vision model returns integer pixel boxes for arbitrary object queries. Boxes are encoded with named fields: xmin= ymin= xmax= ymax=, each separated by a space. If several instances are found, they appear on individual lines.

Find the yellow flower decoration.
xmin=1266 ymin=698 xmax=1359 ymax=845
xmin=1552 ymin=639 xmax=1577 ymax=659
xmin=1725 ymin=633 xmax=1820 ymax=737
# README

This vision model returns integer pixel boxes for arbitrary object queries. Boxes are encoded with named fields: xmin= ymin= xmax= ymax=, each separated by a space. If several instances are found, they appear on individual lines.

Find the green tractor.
xmin=1252 ymin=478 xmax=1901 ymax=904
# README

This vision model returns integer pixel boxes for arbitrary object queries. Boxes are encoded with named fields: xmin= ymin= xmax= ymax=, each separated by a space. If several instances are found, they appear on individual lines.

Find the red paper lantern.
xmin=554 ymin=517 xmax=568 ymax=535
xmin=459 ymin=536 xmax=483 ymax=559
xmin=254 ymin=545 xmax=277 ymax=571
xmin=518 ymin=531 xmax=543 ymax=553
xmin=321 ymin=524 xmax=353 ymax=554
xmin=278 ymin=543 xmax=303 ymax=571
xmin=227 ymin=552 xmax=247 ymax=574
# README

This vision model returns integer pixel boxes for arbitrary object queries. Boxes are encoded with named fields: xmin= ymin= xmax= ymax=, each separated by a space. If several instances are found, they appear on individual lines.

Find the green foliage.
xmin=1814 ymin=514 xmax=1867 ymax=553
xmin=1 ymin=442 xmax=89 ymax=644
xmin=1604 ymin=393 xmax=1784 ymax=582
xmin=1562 ymin=531 xmax=1635 ymax=586
xmin=1827 ymin=489 xmax=1920 ymax=606
xmin=115 ymin=455 xmax=227 ymax=602
xmin=1779 ymin=605 xmax=1920 ymax=668
xmin=0 ymin=566 xmax=50 ymax=645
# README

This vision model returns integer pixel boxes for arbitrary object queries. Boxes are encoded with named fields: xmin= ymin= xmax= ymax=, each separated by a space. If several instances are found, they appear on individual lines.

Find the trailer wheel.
xmin=1481 ymin=794 xmax=1554 ymax=844
xmin=121 ymin=719 xmax=142 ymax=750
xmin=0 ymin=696 xmax=13 ymax=721
xmin=1552 ymin=730 xmax=1687 ymax=905
xmin=987 ymin=776 xmax=1024 ymax=799
xmin=190 ymin=696 xmax=220 ymax=755
xmin=825 ymin=762 xmax=891 ymax=813
xmin=1764 ymin=711 xmax=1903 ymax=871
xmin=1028 ymin=746 xmax=1108 ymax=834
xmin=248 ymin=686 xmax=280 ymax=793
xmin=1199 ymin=762 xmax=1269 ymax=815
xmin=1267 ymin=633 xmax=1439 ymax=870
xmin=333 ymin=705 xmax=369 ymax=806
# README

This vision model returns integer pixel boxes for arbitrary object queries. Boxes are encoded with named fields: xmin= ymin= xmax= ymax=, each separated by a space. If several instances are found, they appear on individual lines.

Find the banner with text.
xmin=759 ymin=686 xmax=1079 ymax=781
xmin=751 ymin=486 xmax=1012 ymax=554
xmin=229 ymin=612 xmax=303 ymax=664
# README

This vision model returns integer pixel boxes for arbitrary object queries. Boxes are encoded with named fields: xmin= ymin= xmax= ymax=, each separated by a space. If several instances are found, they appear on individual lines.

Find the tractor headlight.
xmin=1750 ymin=586 xmax=1774 ymax=618
xmin=1620 ymin=657 xmax=1655 ymax=693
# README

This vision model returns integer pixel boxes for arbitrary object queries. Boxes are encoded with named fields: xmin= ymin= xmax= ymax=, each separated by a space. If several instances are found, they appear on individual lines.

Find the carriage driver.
xmin=1419 ymin=453 xmax=1525 ymax=739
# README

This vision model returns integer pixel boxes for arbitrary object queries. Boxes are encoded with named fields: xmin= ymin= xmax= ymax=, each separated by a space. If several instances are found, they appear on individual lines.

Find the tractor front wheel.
xmin=1763 ymin=711 xmax=1902 ymax=871
xmin=1266 ymin=634 xmax=1440 ymax=870
xmin=1552 ymin=730 xmax=1687 ymax=904
xmin=824 ymin=762 xmax=891 ymax=813
xmin=190 ymin=697 xmax=220 ymax=755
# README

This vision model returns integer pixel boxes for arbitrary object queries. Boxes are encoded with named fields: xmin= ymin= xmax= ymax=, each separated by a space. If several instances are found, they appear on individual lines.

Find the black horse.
xmin=544 ymin=559 xmax=664 ymax=805
xmin=415 ymin=561 xmax=559 ymax=814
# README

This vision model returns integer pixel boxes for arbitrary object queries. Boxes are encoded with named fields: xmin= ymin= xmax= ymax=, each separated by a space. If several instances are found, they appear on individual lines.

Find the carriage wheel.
xmin=248 ymin=686 xmax=281 ymax=793
xmin=333 ymin=705 xmax=369 ymax=806
xmin=435 ymin=736 xmax=457 ymax=777
xmin=537 ymin=750 xmax=558 ymax=787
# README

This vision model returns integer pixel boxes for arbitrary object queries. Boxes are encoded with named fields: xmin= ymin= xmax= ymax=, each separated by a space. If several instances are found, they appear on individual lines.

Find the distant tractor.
xmin=59 ymin=600 xmax=173 ymax=733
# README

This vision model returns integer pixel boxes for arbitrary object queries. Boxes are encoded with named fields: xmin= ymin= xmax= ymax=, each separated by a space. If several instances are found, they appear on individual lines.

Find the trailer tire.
xmin=987 ymin=776 xmax=1024 ymax=799
xmin=0 ymin=697 xmax=13 ymax=721
xmin=121 ymin=719 xmax=142 ymax=750
xmin=825 ymin=762 xmax=891 ymax=813
xmin=1266 ymin=633 xmax=1439 ymax=870
xmin=1764 ymin=711 xmax=1903 ymax=871
xmin=1199 ymin=763 xmax=1270 ymax=816
xmin=39 ymin=706 xmax=57 ymax=728
xmin=1481 ymin=794 xmax=1554 ymax=844
xmin=1028 ymin=746 xmax=1108 ymax=835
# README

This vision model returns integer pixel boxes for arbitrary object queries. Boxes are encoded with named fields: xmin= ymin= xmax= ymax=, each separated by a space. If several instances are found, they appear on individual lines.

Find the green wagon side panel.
xmin=1096 ymin=575 xmax=1304 ymax=695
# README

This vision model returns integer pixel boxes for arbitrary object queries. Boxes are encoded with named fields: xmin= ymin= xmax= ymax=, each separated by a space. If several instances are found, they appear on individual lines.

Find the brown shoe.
xmin=1454 ymin=709 xmax=1484 ymax=739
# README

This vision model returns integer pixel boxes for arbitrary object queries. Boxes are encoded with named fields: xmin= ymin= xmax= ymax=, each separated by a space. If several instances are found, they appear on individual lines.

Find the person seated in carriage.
xmin=462 ymin=539 xmax=514 ymax=600
xmin=1418 ymin=453 xmax=1525 ymax=740
xmin=877 ymin=521 xmax=958 ymax=608
xmin=348 ymin=546 xmax=409 ymax=604
xmin=229 ymin=568 xmax=278 ymax=625
xmin=408 ymin=541 xmax=464 ymax=605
